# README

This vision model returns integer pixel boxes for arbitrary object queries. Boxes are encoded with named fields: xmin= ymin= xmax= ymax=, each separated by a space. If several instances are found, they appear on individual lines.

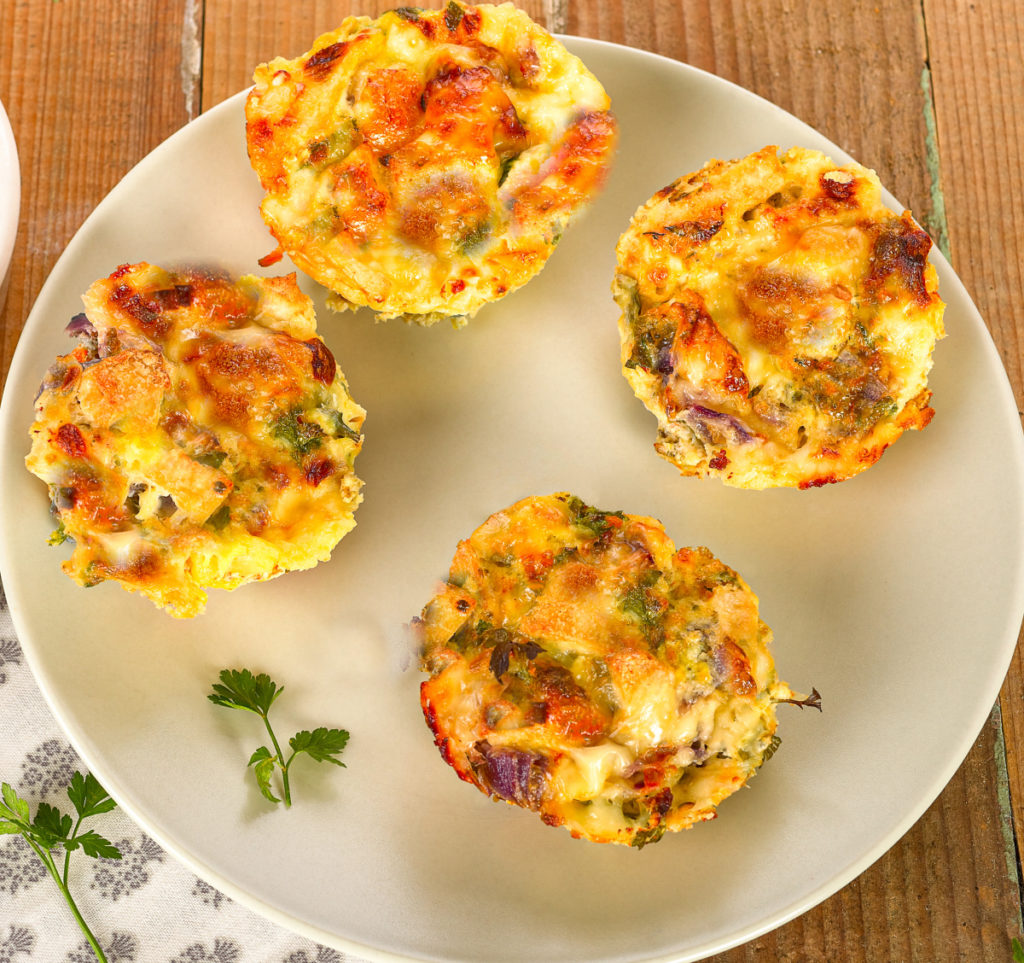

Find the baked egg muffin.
xmin=614 ymin=146 xmax=946 ymax=489
xmin=417 ymin=493 xmax=813 ymax=846
xmin=245 ymin=2 xmax=617 ymax=325
xmin=26 ymin=263 xmax=365 ymax=618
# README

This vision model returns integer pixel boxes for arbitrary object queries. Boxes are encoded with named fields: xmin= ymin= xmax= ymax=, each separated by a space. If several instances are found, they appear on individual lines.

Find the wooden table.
xmin=1 ymin=2 xmax=1021 ymax=959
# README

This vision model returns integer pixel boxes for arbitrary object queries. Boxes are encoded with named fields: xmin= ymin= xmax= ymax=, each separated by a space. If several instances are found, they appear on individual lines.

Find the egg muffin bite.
xmin=614 ymin=146 xmax=946 ymax=489
xmin=245 ymin=2 xmax=617 ymax=325
xmin=417 ymin=493 xmax=812 ymax=846
xmin=26 ymin=263 xmax=365 ymax=618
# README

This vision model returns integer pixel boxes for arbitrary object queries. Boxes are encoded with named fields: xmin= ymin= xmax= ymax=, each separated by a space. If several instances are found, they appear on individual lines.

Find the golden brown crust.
xmin=26 ymin=263 xmax=365 ymax=617
xmin=245 ymin=2 xmax=616 ymax=324
xmin=417 ymin=493 xmax=796 ymax=846
xmin=614 ymin=146 xmax=946 ymax=489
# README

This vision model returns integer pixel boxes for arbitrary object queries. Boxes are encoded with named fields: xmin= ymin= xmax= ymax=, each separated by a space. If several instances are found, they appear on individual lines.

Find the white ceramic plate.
xmin=0 ymin=96 xmax=20 ymax=305
xmin=1 ymin=39 xmax=1022 ymax=963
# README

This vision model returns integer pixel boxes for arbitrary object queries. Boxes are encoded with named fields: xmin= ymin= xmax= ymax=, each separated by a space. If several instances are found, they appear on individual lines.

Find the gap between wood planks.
xmin=917 ymin=0 xmax=1024 ymax=933
xmin=916 ymin=0 xmax=950 ymax=259
xmin=547 ymin=0 xmax=568 ymax=34
xmin=181 ymin=0 xmax=204 ymax=120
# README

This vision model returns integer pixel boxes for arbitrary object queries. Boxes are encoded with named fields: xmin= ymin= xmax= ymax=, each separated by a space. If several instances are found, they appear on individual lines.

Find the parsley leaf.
xmin=193 ymin=450 xmax=227 ymax=469
xmin=209 ymin=667 xmax=283 ymax=716
xmin=271 ymin=408 xmax=324 ymax=459
xmin=498 ymin=154 xmax=518 ymax=185
xmin=209 ymin=668 xmax=350 ymax=807
xmin=248 ymin=746 xmax=280 ymax=804
xmin=67 ymin=771 xmax=118 ymax=820
xmin=74 ymin=830 xmax=122 ymax=860
xmin=445 ymin=0 xmax=465 ymax=31
xmin=458 ymin=220 xmax=492 ymax=255
xmin=0 ymin=774 xmax=121 ymax=962
xmin=566 ymin=495 xmax=626 ymax=538
xmin=630 ymin=824 xmax=666 ymax=849
xmin=2 ymin=782 xmax=29 ymax=823
xmin=620 ymin=584 xmax=663 ymax=628
xmin=290 ymin=727 xmax=350 ymax=766
xmin=762 ymin=734 xmax=783 ymax=762
xmin=32 ymin=801 xmax=72 ymax=846
xmin=321 ymin=406 xmax=361 ymax=442
xmin=205 ymin=504 xmax=231 ymax=531
xmin=488 ymin=632 xmax=543 ymax=681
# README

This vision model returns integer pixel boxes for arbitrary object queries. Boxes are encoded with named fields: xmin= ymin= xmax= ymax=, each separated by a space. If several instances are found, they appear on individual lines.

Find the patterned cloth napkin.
xmin=0 ymin=580 xmax=369 ymax=963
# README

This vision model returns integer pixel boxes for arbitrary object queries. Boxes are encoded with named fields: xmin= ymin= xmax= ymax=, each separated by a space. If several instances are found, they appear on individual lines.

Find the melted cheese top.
xmin=246 ymin=2 xmax=616 ymax=324
xmin=418 ymin=492 xmax=798 ymax=846
xmin=614 ymin=146 xmax=946 ymax=489
xmin=26 ymin=263 xmax=365 ymax=618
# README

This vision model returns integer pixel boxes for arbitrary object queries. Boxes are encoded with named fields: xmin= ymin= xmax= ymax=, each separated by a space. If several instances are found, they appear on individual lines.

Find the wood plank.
xmin=707 ymin=716 xmax=1016 ymax=961
xmin=0 ymin=0 xmax=193 ymax=390
xmin=923 ymin=0 xmax=1024 ymax=899
xmin=565 ymin=0 xmax=1022 ymax=958
xmin=567 ymin=0 xmax=940 ymax=231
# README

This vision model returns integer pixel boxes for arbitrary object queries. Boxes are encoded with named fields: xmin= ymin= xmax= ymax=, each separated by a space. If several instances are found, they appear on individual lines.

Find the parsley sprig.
xmin=208 ymin=668 xmax=349 ymax=807
xmin=0 ymin=772 xmax=121 ymax=962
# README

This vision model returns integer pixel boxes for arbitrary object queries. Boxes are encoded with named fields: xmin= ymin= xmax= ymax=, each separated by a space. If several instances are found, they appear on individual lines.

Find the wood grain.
xmin=0 ymin=0 xmax=194 ymax=391
xmin=568 ymin=0 xmax=940 ymax=230
xmin=567 ymin=0 xmax=1024 ymax=958
xmin=924 ymin=1 xmax=1024 ymax=901
xmin=702 ymin=717 xmax=1017 ymax=961
xmin=0 ymin=1 xmax=1020 ymax=959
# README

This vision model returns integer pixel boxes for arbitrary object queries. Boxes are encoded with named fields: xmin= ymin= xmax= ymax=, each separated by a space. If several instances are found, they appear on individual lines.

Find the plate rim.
xmin=2 ymin=34 xmax=1023 ymax=963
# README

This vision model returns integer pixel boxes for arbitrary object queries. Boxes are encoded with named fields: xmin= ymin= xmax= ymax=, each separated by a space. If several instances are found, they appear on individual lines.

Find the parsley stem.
xmin=261 ymin=712 xmax=292 ymax=807
xmin=62 ymin=815 xmax=84 ymax=887
xmin=26 ymin=836 xmax=108 ymax=963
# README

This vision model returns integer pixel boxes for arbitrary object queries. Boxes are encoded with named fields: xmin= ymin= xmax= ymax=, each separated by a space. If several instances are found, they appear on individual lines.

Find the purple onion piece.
xmin=64 ymin=313 xmax=94 ymax=337
xmin=654 ymin=344 xmax=674 ymax=375
xmin=682 ymin=405 xmax=756 ymax=445
xmin=53 ymin=485 xmax=76 ymax=511
xmin=861 ymin=374 xmax=888 ymax=402
xmin=63 ymin=312 xmax=100 ymax=365
xmin=473 ymin=741 xmax=546 ymax=809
